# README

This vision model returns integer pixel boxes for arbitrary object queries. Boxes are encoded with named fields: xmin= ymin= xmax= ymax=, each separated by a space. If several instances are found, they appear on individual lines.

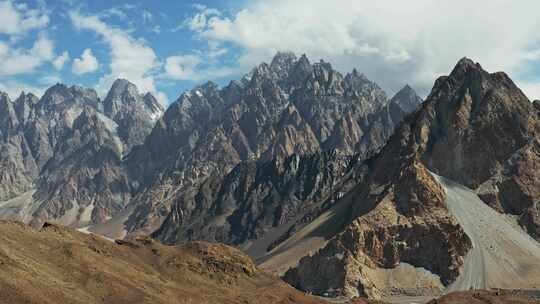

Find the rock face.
xmin=0 ymin=81 xmax=163 ymax=228
xmin=124 ymin=52 xmax=421 ymax=238
xmin=0 ymin=93 xmax=38 ymax=201
xmin=151 ymin=150 xmax=360 ymax=251
xmin=282 ymin=58 xmax=540 ymax=299
xmin=103 ymin=79 xmax=164 ymax=154
xmin=32 ymin=109 xmax=130 ymax=227
xmin=408 ymin=58 xmax=540 ymax=241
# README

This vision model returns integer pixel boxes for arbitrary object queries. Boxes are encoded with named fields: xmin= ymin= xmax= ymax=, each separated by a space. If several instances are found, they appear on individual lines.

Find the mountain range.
xmin=0 ymin=52 xmax=539 ymax=303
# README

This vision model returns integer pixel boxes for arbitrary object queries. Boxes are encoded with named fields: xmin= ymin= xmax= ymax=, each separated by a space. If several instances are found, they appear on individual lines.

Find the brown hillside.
xmin=0 ymin=221 xmax=325 ymax=304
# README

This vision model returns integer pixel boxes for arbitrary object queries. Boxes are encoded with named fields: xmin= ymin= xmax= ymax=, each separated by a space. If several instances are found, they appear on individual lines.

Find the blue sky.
xmin=1 ymin=0 xmax=540 ymax=105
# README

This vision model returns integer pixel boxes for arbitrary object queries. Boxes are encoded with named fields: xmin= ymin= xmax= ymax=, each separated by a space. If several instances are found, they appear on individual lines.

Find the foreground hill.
xmin=1 ymin=220 xmax=538 ymax=304
xmin=0 ymin=220 xmax=325 ymax=304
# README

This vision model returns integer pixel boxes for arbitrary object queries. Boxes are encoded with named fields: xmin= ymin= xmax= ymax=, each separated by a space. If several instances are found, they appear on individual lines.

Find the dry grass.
xmin=0 ymin=221 xmax=326 ymax=304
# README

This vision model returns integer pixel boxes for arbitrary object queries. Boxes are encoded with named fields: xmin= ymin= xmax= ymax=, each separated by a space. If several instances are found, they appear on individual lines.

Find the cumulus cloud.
xmin=163 ymin=51 xmax=242 ymax=82
xmin=0 ymin=0 xmax=49 ymax=35
xmin=183 ymin=4 xmax=220 ymax=32
xmin=184 ymin=0 xmax=540 ymax=99
xmin=53 ymin=51 xmax=70 ymax=70
xmin=69 ymin=11 xmax=167 ymax=103
xmin=0 ymin=34 xmax=55 ymax=76
xmin=72 ymin=48 xmax=99 ymax=75
xmin=164 ymin=55 xmax=201 ymax=80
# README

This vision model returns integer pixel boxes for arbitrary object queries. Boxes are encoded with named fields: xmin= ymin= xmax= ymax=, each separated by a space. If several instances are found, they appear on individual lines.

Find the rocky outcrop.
xmin=282 ymin=58 xmax=540 ymax=298
xmin=283 ymin=159 xmax=471 ymax=299
xmin=0 ymin=93 xmax=38 ymax=200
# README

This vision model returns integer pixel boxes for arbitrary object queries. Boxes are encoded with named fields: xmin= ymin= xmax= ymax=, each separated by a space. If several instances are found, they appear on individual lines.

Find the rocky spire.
xmin=390 ymin=84 xmax=422 ymax=113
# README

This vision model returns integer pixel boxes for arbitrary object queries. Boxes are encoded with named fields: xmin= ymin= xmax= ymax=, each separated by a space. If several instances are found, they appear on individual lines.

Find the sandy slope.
xmin=432 ymin=174 xmax=540 ymax=291
xmin=0 ymin=190 xmax=37 ymax=222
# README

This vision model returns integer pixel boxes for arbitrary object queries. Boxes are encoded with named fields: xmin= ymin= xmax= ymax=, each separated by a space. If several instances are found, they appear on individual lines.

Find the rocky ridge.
xmin=122 ymin=52 xmax=421 ymax=240
xmin=281 ymin=58 xmax=540 ymax=299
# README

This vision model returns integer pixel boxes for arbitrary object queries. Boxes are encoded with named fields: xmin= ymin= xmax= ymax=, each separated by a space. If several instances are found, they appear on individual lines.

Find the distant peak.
xmin=200 ymin=81 xmax=219 ymax=91
xmin=271 ymin=51 xmax=297 ymax=67
xmin=106 ymin=79 xmax=139 ymax=102
xmin=313 ymin=59 xmax=332 ymax=71
xmin=450 ymin=57 xmax=484 ymax=77
xmin=271 ymin=51 xmax=296 ymax=62
xmin=396 ymin=84 xmax=415 ymax=95
xmin=16 ymin=91 xmax=39 ymax=104
xmin=0 ymin=92 xmax=10 ymax=102
xmin=391 ymin=84 xmax=422 ymax=113
xmin=348 ymin=68 xmax=367 ymax=80
xmin=456 ymin=57 xmax=477 ymax=67
xmin=110 ymin=78 xmax=135 ymax=92
xmin=298 ymin=54 xmax=310 ymax=65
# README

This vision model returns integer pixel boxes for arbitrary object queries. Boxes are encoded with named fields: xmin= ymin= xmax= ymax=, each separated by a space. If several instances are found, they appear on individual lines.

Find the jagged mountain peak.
xmin=16 ymin=92 xmax=39 ymax=103
xmin=298 ymin=53 xmax=310 ymax=65
xmin=270 ymin=51 xmax=298 ymax=79
xmin=106 ymin=78 xmax=139 ymax=99
xmin=39 ymin=83 xmax=99 ymax=111
xmin=103 ymin=79 xmax=164 ymax=120
xmin=390 ymin=84 xmax=422 ymax=113
xmin=447 ymin=56 xmax=486 ymax=81
xmin=271 ymin=51 xmax=297 ymax=67
xmin=0 ymin=91 xmax=10 ymax=103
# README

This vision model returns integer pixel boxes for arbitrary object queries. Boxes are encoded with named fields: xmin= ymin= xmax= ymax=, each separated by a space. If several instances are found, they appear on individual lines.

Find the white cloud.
xmin=183 ymin=4 xmax=220 ymax=32
xmin=69 ymin=11 xmax=166 ymax=103
xmin=72 ymin=48 xmax=99 ymax=75
xmin=164 ymin=55 xmax=201 ymax=80
xmin=185 ymin=0 xmax=540 ymax=96
xmin=0 ymin=1 xmax=49 ymax=35
xmin=163 ymin=51 xmax=242 ymax=82
xmin=40 ymin=75 xmax=62 ymax=85
xmin=100 ymin=7 xmax=127 ymax=19
xmin=53 ymin=51 xmax=70 ymax=70
xmin=150 ymin=25 xmax=161 ymax=34
xmin=0 ymin=34 xmax=55 ymax=76
xmin=142 ymin=10 xmax=153 ymax=23
xmin=519 ymin=82 xmax=540 ymax=101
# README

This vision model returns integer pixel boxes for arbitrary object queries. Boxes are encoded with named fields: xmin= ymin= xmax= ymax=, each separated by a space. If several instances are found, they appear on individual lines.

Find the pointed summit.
xmin=448 ymin=57 xmax=485 ymax=80
xmin=270 ymin=51 xmax=297 ymax=78
xmin=103 ymin=79 xmax=141 ymax=118
xmin=270 ymin=51 xmax=297 ymax=67
xmin=390 ymin=84 xmax=422 ymax=114
xmin=106 ymin=79 xmax=139 ymax=101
